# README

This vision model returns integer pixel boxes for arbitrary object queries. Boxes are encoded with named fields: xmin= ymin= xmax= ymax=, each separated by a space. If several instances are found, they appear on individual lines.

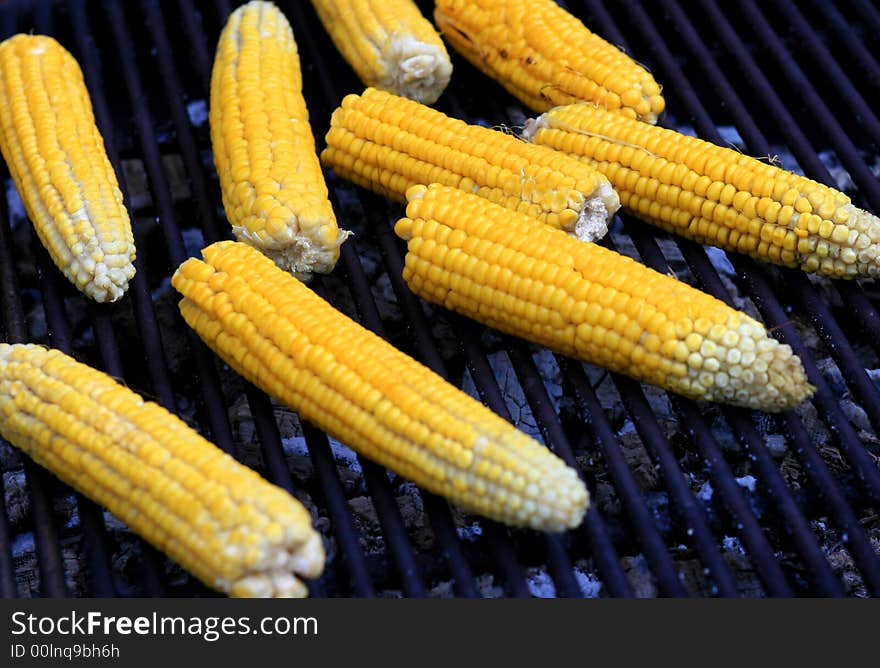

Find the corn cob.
xmin=210 ymin=0 xmax=349 ymax=280
xmin=433 ymin=0 xmax=665 ymax=123
xmin=0 ymin=35 xmax=136 ymax=302
xmin=0 ymin=343 xmax=324 ymax=597
xmin=310 ymin=0 xmax=452 ymax=104
xmin=396 ymin=184 xmax=813 ymax=411
xmin=321 ymin=87 xmax=619 ymax=241
xmin=523 ymin=103 xmax=880 ymax=279
xmin=172 ymin=240 xmax=589 ymax=532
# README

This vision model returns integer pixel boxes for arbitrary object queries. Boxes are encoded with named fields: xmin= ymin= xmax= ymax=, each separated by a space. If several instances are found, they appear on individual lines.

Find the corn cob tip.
xmin=310 ymin=0 xmax=451 ymax=105
xmin=233 ymin=224 xmax=352 ymax=281
xmin=377 ymin=35 xmax=452 ymax=104
xmin=74 ymin=233 xmax=137 ymax=303
xmin=843 ymin=205 xmax=880 ymax=277
xmin=687 ymin=316 xmax=814 ymax=411
xmin=230 ymin=530 xmax=325 ymax=598
xmin=520 ymin=114 xmax=620 ymax=241
xmin=432 ymin=423 xmax=590 ymax=532
xmin=498 ymin=447 xmax=588 ymax=532
xmin=575 ymin=180 xmax=618 ymax=242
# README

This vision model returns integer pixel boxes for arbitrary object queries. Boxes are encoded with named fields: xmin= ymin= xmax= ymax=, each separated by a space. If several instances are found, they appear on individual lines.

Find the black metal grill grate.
xmin=0 ymin=0 xmax=879 ymax=598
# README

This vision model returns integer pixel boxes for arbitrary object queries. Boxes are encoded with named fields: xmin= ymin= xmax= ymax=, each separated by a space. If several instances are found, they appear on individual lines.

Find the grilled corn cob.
xmin=210 ymin=0 xmax=349 ymax=279
xmin=310 ymin=0 xmax=452 ymax=104
xmin=524 ymin=103 xmax=880 ymax=279
xmin=433 ymin=0 xmax=665 ymax=123
xmin=321 ymin=87 xmax=619 ymax=241
xmin=0 ymin=35 xmax=136 ymax=302
xmin=0 ymin=343 xmax=324 ymax=597
xmin=396 ymin=184 xmax=813 ymax=411
xmin=172 ymin=240 xmax=589 ymax=532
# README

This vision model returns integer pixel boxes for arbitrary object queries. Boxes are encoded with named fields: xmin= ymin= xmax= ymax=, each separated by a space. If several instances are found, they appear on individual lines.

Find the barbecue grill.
xmin=1 ymin=0 xmax=879 ymax=598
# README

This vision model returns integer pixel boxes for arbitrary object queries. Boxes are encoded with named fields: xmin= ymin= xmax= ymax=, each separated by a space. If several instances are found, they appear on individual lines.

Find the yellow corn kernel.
xmin=321 ymin=87 xmax=620 ymax=241
xmin=172 ymin=240 xmax=588 ymax=532
xmin=0 ymin=343 xmax=324 ymax=598
xmin=397 ymin=184 xmax=814 ymax=411
xmin=433 ymin=0 xmax=665 ymax=123
xmin=310 ymin=0 xmax=451 ymax=104
xmin=0 ymin=35 xmax=136 ymax=302
xmin=524 ymin=103 xmax=880 ymax=279
xmin=210 ymin=1 xmax=349 ymax=279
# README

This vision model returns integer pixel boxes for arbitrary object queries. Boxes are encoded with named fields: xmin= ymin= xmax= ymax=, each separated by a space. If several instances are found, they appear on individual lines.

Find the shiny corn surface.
xmin=396 ymin=184 xmax=814 ymax=411
xmin=434 ymin=0 xmax=665 ymax=123
xmin=524 ymin=103 xmax=880 ymax=279
xmin=310 ymin=0 xmax=452 ymax=104
xmin=322 ymin=87 xmax=619 ymax=241
xmin=210 ymin=1 xmax=349 ymax=279
xmin=0 ymin=343 xmax=324 ymax=598
xmin=0 ymin=35 xmax=135 ymax=302
xmin=172 ymin=240 xmax=589 ymax=532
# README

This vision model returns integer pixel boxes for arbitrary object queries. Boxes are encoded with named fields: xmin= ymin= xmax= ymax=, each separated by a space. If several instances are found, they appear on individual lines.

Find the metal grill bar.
xmin=0 ymin=210 xmax=21 ymax=598
xmin=847 ymin=0 xmax=880 ymax=37
xmin=818 ymin=1 xmax=880 ymax=86
xmin=624 ymin=0 xmax=880 ymax=588
xmin=30 ymin=237 xmax=119 ymax=597
xmin=770 ymin=0 xmax=880 ymax=149
xmin=657 ymin=0 xmax=874 ymax=595
xmin=661 ymin=237 xmax=846 ymax=596
xmin=738 ymin=0 xmax=880 ymax=210
xmin=612 ymin=372 xmax=741 ymax=596
xmin=623 ymin=226 xmax=794 ymax=596
xmin=559 ymin=358 xmax=688 ymax=596
xmin=303 ymin=423 xmax=375 ymax=597
xmin=795 ymin=288 xmax=880 ymax=437
xmin=504 ymin=341 xmax=629 ymax=597
xmin=688 ymin=0 xmax=880 ymax=501
xmin=611 ymin=0 xmax=880 ymax=590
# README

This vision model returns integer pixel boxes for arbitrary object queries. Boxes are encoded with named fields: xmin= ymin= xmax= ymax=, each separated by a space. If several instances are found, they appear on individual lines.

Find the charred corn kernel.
xmin=0 ymin=343 xmax=324 ymax=597
xmin=433 ymin=0 xmax=664 ymax=123
xmin=210 ymin=1 xmax=349 ymax=280
xmin=310 ymin=0 xmax=451 ymax=104
xmin=0 ymin=35 xmax=135 ymax=302
xmin=397 ymin=184 xmax=813 ymax=411
xmin=322 ymin=87 xmax=619 ymax=241
xmin=524 ymin=104 xmax=880 ymax=279
xmin=172 ymin=240 xmax=588 ymax=532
